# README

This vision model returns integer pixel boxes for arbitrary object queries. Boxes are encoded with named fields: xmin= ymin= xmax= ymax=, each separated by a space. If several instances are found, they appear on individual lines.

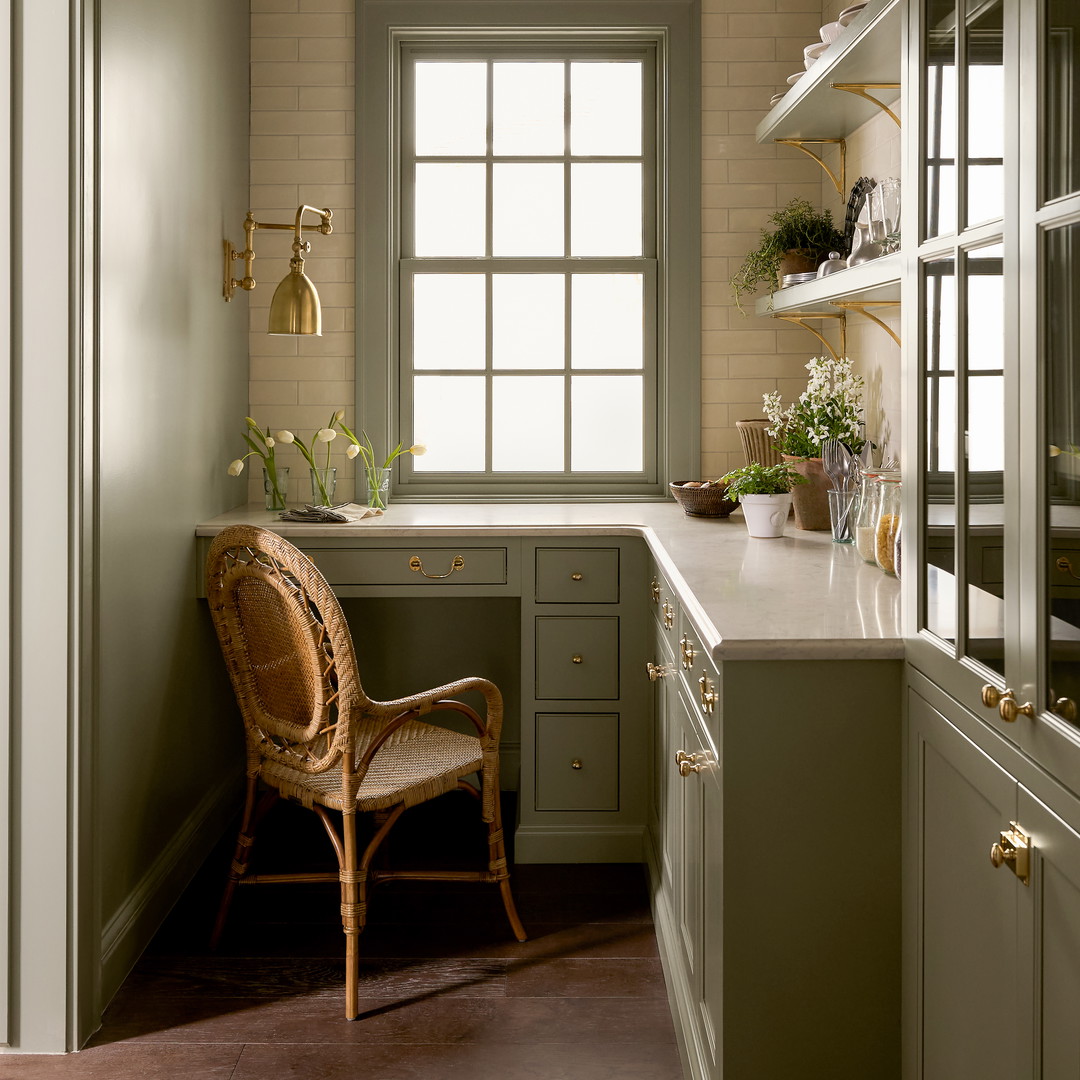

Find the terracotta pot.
xmin=782 ymin=454 xmax=832 ymax=531
xmin=778 ymin=249 xmax=820 ymax=278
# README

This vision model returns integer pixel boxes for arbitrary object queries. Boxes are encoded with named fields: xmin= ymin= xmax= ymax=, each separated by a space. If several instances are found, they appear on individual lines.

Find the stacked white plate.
xmin=838 ymin=2 xmax=868 ymax=26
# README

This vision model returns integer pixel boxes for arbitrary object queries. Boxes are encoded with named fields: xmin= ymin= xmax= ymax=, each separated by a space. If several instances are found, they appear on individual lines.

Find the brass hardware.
xmin=830 ymin=301 xmax=901 ymax=347
xmin=989 ymin=823 xmax=1030 ymax=885
xmin=999 ymin=697 xmax=1036 ymax=723
xmin=698 ymin=672 xmax=717 ymax=716
xmin=1057 ymin=555 xmax=1080 ymax=580
xmin=570 ymin=758 xmax=583 ymax=770
xmin=570 ymin=572 xmax=583 ymax=581
xmin=771 ymin=312 xmax=847 ymax=364
xmin=662 ymin=601 xmax=675 ymax=630
xmin=981 ymin=684 xmax=1013 ymax=710
xmin=646 ymin=661 xmax=674 ymax=682
xmin=675 ymin=749 xmax=714 ymax=777
xmin=774 ymin=137 xmax=847 ymax=197
xmin=650 ymin=579 xmax=661 ymax=603
xmin=409 ymin=553 xmax=465 ymax=578
xmin=831 ymin=82 xmax=901 ymax=127
xmin=1051 ymin=697 xmax=1078 ymax=723
xmin=571 ymin=654 xmax=584 ymax=665
xmin=680 ymin=636 xmax=696 ymax=669
xmin=223 ymin=205 xmax=334 ymax=336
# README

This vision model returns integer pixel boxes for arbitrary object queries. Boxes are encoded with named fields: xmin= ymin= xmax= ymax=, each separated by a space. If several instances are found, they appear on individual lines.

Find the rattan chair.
xmin=204 ymin=524 xmax=526 ymax=1019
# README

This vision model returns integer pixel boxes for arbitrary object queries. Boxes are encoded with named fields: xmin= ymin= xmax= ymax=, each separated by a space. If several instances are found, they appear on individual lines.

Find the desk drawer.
xmin=535 ymin=547 xmax=619 ymax=603
xmin=535 ymin=617 xmax=619 ymax=699
xmin=307 ymin=546 xmax=507 ymax=586
xmin=535 ymin=713 xmax=619 ymax=810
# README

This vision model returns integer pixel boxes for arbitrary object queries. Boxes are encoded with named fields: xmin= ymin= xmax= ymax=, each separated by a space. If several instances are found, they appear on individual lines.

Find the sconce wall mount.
xmin=223 ymin=204 xmax=333 ymax=336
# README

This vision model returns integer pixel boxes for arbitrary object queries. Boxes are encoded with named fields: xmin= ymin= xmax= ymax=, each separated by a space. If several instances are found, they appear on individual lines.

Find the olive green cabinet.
xmin=645 ymin=562 xmax=903 ymax=1080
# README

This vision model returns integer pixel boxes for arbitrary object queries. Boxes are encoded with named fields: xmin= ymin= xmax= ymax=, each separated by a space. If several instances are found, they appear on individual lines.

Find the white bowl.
xmin=769 ymin=92 xmax=786 ymax=107
xmin=804 ymin=41 xmax=828 ymax=68
xmin=819 ymin=20 xmax=843 ymax=43
xmin=838 ymin=3 xmax=869 ymax=25
xmin=786 ymin=72 xmax=804 ymax=86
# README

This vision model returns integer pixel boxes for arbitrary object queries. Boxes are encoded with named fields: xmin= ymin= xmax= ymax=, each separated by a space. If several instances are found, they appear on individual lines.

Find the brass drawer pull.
xmin=646 ymin=661 xmax=673 ymax=681
xmin=989 ymin=823 xmax=1030 ymax=885
xmin=680 ymin=635 xmax=696 ymax=669
xmin=662 ymin=601 xmax=675 ymax=629
xmin=409 ymin=554 xmax=465 ymax=579
xmin=650 ymin=579 xmax=661 ymax=603
xmin=698 ymin=672 xmax=716 ymax=715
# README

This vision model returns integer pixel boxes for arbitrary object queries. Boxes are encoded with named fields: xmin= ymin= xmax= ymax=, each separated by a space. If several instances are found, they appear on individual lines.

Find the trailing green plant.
xmin=729 ymin=198 xmax=846 ymax=314
xmin=719 ymin=461 xmax=807 ymax=500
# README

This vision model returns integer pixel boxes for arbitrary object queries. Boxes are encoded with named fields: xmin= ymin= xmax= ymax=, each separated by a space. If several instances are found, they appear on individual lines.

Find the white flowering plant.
xmin=334 ymin=418 xmax=426 ymax=510
xmin=762 ymin=355 xmax=866 ymax=459
xmin=228 ymin=417 xmax=289 ymax=509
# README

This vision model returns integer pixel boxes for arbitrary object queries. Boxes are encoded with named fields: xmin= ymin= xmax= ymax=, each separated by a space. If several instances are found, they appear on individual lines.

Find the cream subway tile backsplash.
xmin=244 ymin=1 xmax=897 ymax=494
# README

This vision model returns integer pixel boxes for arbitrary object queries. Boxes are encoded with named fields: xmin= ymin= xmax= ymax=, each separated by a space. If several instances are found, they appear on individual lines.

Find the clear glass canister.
xmin=874 ymin=472 xmax=902 ymax=575
xmin=854 ymin=471 xmax=883 ymax=563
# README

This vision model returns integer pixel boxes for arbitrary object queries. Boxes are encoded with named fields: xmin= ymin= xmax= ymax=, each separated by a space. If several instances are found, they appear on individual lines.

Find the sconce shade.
xmin=268 ymin=268 xmax=322 ymax=336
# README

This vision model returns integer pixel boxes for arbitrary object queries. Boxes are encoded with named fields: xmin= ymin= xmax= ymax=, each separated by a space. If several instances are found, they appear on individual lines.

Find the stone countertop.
xmin=196 ymin=501 xmax=903 ymax=662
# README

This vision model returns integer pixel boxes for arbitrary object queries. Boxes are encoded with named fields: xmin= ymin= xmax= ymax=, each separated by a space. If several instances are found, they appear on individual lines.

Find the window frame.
xmin=357 ymin=0 xmax=700 ymax=501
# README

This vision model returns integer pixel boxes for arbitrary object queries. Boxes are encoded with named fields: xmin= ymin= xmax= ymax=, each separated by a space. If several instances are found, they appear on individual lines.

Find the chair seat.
xmin=261 ymin=718 xmax=484 ymax=813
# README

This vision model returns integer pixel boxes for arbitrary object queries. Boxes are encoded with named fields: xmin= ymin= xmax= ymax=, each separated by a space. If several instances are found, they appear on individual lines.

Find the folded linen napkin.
xmin=278 ymin=503 xmax=385 ymax=523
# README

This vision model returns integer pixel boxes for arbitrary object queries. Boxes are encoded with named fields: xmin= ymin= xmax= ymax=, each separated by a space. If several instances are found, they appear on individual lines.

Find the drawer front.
xmin=535 ymin=547 xmax=619 ymax=603
xmin=536 ymin=617 xmax=620 ymax=699
xmin=307 ymin=546 xmax=507 ymax=586
xmin=535 ymin=713 xmax=619 ymax=810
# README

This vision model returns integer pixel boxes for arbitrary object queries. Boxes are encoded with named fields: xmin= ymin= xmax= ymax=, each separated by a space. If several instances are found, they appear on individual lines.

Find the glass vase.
xmin=309 ymin=467 xmax=337 ymax=507
xmin=262 ymin=465 xmax=289 ymax=511
xmin=365 ymin=467 xmax=391 ymax=510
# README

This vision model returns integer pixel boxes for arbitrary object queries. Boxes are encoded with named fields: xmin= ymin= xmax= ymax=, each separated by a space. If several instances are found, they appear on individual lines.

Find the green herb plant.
xmin=719 ymin=461 xmax=807 ymax=501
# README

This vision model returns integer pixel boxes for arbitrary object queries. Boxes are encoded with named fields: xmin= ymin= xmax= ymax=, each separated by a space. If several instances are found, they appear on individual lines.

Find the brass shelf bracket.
xmin=830 ymin=300 xmax=901 ymax=347
xmin=771 ymin=311 xmax=846 ymax=362
xmin=774 ymin=138 xmax=846 ymax=198
xmin=831 ymin=83 xmax=901 ymax=128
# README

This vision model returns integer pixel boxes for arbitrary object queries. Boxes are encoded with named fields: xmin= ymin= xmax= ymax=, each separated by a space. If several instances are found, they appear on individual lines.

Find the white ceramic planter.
xmin=739 ymin=493 xmax=793 ymax=538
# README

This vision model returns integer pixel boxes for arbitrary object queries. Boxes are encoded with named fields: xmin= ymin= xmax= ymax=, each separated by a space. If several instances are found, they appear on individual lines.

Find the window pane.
xmin=571 ymin=274 xmax=643 ymax=369
xmin=415 ymin=62 xmax=486 ymax=156
xmin=493 ymin=62 xmax=564 ymax=156
xmin=925 ymin=0 xmax=957 ymax=238
xmin=968 ymin=269 xmax=1003 ymax=371
xmin=571 ymin=163 xmax=642 ymax=256
xmin=571 ymin=62 xmax=642 ymax=156
xmin=413 ymin=275 xmax=485 ymax=370
xmin=415 ymin=164 xmax=485 ymax=256
xmin=967 ymin=376 xmax=1004 ymax=472
xmin=493 ymin=163 xmax=563 ymax=256
xmin=965 ymin=0 xmax=1003 ymax=226
xmin=571 ymin=375 xmax=643 ymax=471
xmin=493 ymin=275 xmax=564 ymax=370
xmin=493 ymin=376 xmax=564 ymax=470
xmin=413 ymin=376 xmax=486 ymax=470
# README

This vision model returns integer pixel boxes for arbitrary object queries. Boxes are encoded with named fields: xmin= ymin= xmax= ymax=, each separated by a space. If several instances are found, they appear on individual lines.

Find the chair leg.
xmin=341 ymin=809 xmax=361 ymax=1021
xmin=487 ymin=792 xmax=527 ymax=943
xmin=210 ymin=775 xmax=261 ymax=949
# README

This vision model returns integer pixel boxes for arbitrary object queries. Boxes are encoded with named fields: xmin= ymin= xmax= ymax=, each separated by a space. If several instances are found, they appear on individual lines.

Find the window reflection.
xmin=965 ymin=0 xmax=1003 ymax=226
xmin=1045 ymin=0 xmax=1080 ymax=202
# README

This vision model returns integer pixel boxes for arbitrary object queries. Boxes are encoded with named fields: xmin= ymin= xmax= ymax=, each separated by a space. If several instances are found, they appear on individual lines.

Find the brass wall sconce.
xmin=223 ymin=204 xmax=333 ymax=335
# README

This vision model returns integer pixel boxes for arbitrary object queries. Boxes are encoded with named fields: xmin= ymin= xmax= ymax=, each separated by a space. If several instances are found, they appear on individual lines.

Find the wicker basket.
xmin=669 ymin=481 xmax=738 ymax=518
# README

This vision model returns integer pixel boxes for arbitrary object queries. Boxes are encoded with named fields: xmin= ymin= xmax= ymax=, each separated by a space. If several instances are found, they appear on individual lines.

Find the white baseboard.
xmin=513 ymin=823 xmax=644 ymax=863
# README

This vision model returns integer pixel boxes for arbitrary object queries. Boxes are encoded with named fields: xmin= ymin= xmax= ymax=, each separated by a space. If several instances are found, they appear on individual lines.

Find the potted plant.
xmin=719 ymin=461 xmax=807 ymax=538
xmin=762 ymin=354 xmax=867 ymax=530
xmin=729 ymin=197 xmax=846 ymax=313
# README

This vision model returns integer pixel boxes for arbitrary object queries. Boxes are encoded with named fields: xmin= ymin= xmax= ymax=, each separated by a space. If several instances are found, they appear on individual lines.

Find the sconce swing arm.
xmin=223 ymin=204 xmax=333 ymax=301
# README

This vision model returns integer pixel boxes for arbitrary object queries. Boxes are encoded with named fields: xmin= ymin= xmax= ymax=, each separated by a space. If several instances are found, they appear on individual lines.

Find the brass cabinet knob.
xmin=999 ymin=697 xmax=1035 ymax=723
xmin=571 ymin=572 xmax=583 ymax=581
xmin=646 ymin=661 xmax=673 ymax=681
xmin=571 ymin=654 xmax=584 ymax=664
xmin=662 ymin=601 xmax=675 ymax=629
xmin=1051 ymin=696 xmax=1078 ymax=723
xmin=981 ymin=684 xmax=1013 ymax=709
xmin=675 ymin=749 xmax=713 ymax=777
xmin=679 ymin=635 xmax=696 ymax=669
xmin=571 ymin=758 xmax=583 ymax=770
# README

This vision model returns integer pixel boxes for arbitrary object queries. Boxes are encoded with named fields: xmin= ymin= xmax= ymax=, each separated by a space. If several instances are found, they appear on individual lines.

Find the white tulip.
xmin=408 ymin=443 xmax=427 ymax=456
xmin=346 ymin=443 xmax=360 ymax=459
xmin=265 ymin=437 xmax=275 ymax=449
xmin=274 ymin=430 xmax=295 ymax=444
xmin=333 ymin=409 xmax=345 ymax=422
xmin=227 ymin=459 xmax=245 ymax=476
xmin=317 ymin=427 xmax=337 ymax=443
xmin=1050 ymin=445 xmax=1062 ymax=457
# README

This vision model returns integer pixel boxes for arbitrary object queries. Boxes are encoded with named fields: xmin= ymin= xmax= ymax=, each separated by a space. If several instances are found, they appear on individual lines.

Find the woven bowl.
xmin=669 ymin=481 xmax=738 ymax=518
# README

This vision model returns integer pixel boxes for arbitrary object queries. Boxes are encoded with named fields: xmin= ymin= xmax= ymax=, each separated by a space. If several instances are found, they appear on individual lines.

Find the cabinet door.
xmin=907 ymin=686 xmax=1023 ymax=1080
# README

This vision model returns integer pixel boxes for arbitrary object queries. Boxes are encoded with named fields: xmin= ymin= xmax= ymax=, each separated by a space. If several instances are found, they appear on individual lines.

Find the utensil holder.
xmin=828 ymin=489 xmax=858 ymax=543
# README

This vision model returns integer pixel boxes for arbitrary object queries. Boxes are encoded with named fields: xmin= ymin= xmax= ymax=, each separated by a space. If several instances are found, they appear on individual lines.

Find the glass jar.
xmin=874 ymin=473 xmax=902 ymax=576
xmin=854 ymin=471 xmax=883 ymax=563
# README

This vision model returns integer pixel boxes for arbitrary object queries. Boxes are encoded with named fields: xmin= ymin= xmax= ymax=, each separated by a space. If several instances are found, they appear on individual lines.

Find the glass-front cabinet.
xmin=905 ymin=2 xmax=1080 ymax=1076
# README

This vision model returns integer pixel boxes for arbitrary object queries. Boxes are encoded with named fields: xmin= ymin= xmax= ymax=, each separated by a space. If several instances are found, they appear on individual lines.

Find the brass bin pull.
xmin=409 ymin=554 xmax=465 ymax=579
xmin=990 ymin=823 xmax=1031 ymax=885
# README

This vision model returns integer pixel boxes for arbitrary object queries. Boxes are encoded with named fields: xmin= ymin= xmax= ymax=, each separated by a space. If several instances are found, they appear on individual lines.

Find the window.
xmin=358 ymin=2 xmax=698 ymax=499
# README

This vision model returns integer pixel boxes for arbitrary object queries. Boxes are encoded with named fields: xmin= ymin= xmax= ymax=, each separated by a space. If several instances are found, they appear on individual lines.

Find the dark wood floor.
xmin=5 ymin=791 xmax=683 ymax=1078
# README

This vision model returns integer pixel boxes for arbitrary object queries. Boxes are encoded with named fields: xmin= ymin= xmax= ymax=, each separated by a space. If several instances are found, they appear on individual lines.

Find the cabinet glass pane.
xmin=1044 ymin=225 xmax=1080 ymax=727
xmin=964 ymin=245 xmax=1005 ymax=676
xmin=925 ymin=0 xmax=958 ymax=238
xmin=1044 ymin=0 xmax=1080 ymax=202
xmin=924 ymin=256 xmax=957 ymax=646
xmin=964 ymin=0 xmax=1003 ymax=226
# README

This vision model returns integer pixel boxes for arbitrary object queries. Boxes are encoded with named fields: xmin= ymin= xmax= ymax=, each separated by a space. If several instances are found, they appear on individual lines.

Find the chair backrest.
xmin=205 ymin=525 xmax=362 ymax=774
